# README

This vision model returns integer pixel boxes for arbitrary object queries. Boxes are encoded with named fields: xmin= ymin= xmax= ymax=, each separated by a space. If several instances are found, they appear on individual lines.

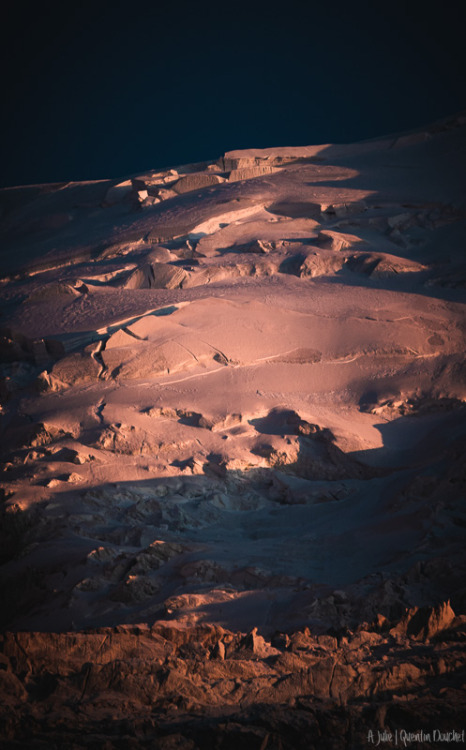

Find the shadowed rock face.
xmin=0 ymin=114 xmax=466 ymax=744
xmin=1 ymin=608 xmax=465 ymax=748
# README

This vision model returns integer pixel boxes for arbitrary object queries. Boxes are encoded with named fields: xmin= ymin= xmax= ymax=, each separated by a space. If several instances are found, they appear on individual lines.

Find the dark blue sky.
xmin=1 ymin=0 xmax=465 ymax=187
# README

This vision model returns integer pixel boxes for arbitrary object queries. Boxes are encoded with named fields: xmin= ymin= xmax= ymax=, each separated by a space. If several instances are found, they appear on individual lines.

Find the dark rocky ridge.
xmin=1 ymin=603 xmax=465 ymax=749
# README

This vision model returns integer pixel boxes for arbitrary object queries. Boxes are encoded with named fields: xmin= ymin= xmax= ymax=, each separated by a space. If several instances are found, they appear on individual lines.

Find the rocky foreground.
xmin=1 ymin=601 xmax=466 ymax=749
xmin=1 ymin=114 xmax=466 ymax=746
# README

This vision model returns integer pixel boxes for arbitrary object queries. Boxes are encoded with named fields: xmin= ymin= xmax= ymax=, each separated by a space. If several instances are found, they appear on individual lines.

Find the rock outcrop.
xmin=1 ymin=606 xmax=465 ymax=748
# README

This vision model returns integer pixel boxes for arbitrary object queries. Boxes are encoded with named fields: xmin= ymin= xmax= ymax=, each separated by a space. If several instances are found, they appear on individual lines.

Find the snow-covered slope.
xmin=1 ymin=114 xmax=465 ymax=746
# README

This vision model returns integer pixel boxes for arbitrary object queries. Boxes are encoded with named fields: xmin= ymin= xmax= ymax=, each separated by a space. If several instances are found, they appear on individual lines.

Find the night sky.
xmin=1 ymin=0 xmax=465 ymax=188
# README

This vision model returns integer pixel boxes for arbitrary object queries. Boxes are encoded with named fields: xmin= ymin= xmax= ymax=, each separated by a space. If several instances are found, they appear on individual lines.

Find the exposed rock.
xmin=390 ymin=601 xmax=456 ymax=641
xmin=1 ymin=610 xmax=465 ymax=746
xmin=211 ymin=639 xmax=225 ymax=660
xmin=228 ymin=166 xmax=278 ymax=182
xmin=172 ymin=173 xmax=225 ymax=194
